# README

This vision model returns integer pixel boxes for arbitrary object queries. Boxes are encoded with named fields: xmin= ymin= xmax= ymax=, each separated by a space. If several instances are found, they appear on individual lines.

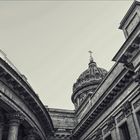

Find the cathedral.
xmin=0 ymin=1 xmax=140 ymax=140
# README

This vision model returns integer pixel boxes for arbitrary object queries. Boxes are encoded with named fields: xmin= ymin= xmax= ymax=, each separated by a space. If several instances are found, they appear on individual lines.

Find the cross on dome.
xmin=88 ymin=50 xmax=94 ymax=63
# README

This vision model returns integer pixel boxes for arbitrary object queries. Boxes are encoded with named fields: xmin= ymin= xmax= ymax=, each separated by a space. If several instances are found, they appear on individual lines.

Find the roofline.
xmin=119 ymin=0 xmax=140 ymax=29
xmin=113 ymin=20 xmax=140 ymax=62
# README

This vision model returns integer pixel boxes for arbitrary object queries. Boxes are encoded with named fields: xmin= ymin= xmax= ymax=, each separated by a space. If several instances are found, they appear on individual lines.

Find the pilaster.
xmin=107 ymin=117 xmax=118 ymax=140
xmin=122 ymin=101 xmax=139 ymax=140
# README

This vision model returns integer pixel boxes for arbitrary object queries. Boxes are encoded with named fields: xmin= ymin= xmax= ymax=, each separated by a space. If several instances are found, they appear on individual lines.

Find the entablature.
xmin=0 ymin=58 xmax=54 ymax=138
xmin=113 ymin=22 xmax=140 ymax=63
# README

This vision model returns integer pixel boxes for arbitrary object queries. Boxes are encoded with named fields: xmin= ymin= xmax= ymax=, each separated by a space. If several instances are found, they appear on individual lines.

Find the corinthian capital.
xmin=122 ymin=101 xmax=132 ymax=116
xmin=7 ymin=111 xmax=24 ymax=126
xmin=106 ymin=116 xmax=115 ymax=130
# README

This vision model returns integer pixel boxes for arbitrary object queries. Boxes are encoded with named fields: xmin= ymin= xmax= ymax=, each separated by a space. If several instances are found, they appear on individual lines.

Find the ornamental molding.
xmin=116 ymin=113 xmax=125 ymax=123
xmin=122 ymin=101 xmax=132 ymax=116
xmin=133 ymin=98 xmax=140 ymax=109
xmin=73 ymin=78 xmax=102 ymax=93
xmin=72 ymin=70 xmax=134 ymax=138
xmin=113 ymin=30 xmax=140 ymax=62
xmin=103 ymin=117 xmax=115 ymax=135
xmin=106 ymin=116 xmax=115 ymax=129
xmin=95 ymin=129 xmax=102 ymax=140
xmin=72 ymin=85 xmax=97 ymax=103
xmin=0 ymin=59 xmax=54 ymax=135
xmin=124 ymin=62 xmax=135 ymax=71
xmin=133 ymin=68 xmax=140 ymax=84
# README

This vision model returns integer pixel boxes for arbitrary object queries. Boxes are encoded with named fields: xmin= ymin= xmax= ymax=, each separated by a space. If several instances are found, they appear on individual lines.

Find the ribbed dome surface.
xmin=72 ymin=54 xmax=107 ymax=105
xmin=73 ymin=61 xmax=107 ymax=93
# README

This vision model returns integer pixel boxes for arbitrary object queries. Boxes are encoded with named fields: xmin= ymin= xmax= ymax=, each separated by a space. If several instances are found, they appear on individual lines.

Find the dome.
xmin=71 ymin=52 xmax=107 ymax=107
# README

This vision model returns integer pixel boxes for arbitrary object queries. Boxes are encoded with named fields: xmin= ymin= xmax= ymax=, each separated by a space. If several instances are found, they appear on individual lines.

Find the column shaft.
xmin=127 ymin=114 xmax=139 ymax=140
xmin=111 ymin=128 xmax=118 ymax=140
xmin=7 ymin=123 xmax=19 ymax=140
xmin=7 ymin=112 xmax=24 ymax=140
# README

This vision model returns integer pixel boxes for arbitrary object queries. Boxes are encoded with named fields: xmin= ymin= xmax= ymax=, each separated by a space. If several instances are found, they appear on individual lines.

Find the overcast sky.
xmin=0 ymin=1 xmax=132 ymax=110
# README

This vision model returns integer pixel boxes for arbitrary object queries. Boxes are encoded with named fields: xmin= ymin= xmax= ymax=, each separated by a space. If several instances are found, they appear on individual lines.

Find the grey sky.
xmin=0 ymin=1 xmax=132 ymax=109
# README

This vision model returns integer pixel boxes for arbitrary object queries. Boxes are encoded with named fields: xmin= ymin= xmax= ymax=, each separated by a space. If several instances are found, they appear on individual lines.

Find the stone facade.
xmin=47 ymin=108 xmax=75 ymax=140
xmin=0 ymin=1 xmax=140 ymax=140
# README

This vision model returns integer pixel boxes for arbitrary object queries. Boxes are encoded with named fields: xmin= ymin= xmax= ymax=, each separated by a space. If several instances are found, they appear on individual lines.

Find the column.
xmin=7 ymin=112 xmax=24 ymax=140
xmin=107 ymin=116 xmax=118 ymax=140
xmin=111 ymin=127 xmax=118 ymax=140
xmin=127 ymin=114 xmax=139 ymax=140
xmin=122 ymin=101 xmax=139 ymax=140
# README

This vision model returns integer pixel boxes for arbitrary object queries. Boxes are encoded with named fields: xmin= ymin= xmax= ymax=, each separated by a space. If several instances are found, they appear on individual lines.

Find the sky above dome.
xmin=0 ymin=1 xmax=132 ymax=110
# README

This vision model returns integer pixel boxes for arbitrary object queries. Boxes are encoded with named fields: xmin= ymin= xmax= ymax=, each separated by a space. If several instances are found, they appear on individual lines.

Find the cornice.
xmin=113 ymin=22 xmax=140 ymax=62
xmin=72 ymin=33 xmax=140 ymax=138
xmin=119 ymin=0 xmax=140 ymax=29
xmin=0 ymin=58 xmax=54 ymax=137
xmin=72 ymin=69 xmax=135 ymax=139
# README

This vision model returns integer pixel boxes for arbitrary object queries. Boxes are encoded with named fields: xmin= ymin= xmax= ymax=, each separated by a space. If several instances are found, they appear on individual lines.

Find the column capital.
xmin=7 ymin=111 xmax=24 ymax=126
xmin=95 ymin=128 xmax=102 ymax=140
xmin=106 ymin=116 xmax=115 ymax=130
xmin=122 ymin=101 xmax=132 ymax=116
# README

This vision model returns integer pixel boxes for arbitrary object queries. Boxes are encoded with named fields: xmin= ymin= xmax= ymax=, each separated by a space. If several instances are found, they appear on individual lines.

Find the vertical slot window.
xmin=136 ymin=111 xmax=140 ymax=127
xmin=119 ymin=122 xmax=130 ymax=140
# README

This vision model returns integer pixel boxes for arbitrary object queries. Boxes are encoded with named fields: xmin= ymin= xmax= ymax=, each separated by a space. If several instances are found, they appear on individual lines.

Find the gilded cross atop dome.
xmin=88 ymin=50 xmax=94 ymax=63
